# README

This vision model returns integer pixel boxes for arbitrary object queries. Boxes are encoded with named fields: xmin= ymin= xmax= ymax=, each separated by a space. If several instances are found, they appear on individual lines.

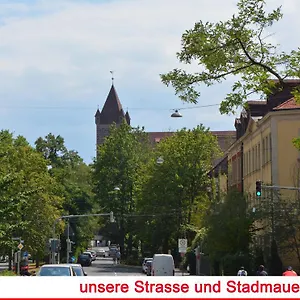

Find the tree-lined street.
xmin=1 ymin=0 xmax=300 ymax=277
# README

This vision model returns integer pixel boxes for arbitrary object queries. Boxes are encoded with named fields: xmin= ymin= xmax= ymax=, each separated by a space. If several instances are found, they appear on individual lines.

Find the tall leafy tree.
xmin=93 ymin=121 xmax=151 ymax=256
xmin=0 ymin=131 xmax=63 ymax=266
xmin=205 ymin=190 xmax=255 ymax=274
xmin=35 ymin=133 xmax=95 ymax=259
xmin=136 ymin=125 xmax=221 ymax=254
xmin=161 ymin=0 xmax=300 ymax=114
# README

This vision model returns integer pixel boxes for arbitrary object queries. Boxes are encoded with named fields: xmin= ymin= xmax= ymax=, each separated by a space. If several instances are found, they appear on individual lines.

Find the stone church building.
xmin=95 ymin=84 xmax=235 ymax=157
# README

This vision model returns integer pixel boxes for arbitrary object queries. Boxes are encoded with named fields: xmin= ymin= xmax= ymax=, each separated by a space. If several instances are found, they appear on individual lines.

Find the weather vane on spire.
xmin=110 ymin=70 xmax=114 ymax=84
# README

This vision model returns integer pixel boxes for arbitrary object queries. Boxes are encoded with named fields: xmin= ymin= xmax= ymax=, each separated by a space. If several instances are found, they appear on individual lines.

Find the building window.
xmin=243 ymin=153 xmax=246 ymax=176
xmin=252 ymin=148 xmax=255 ymax=173
xmin=266 ymin=136 xmax=270 ymax=162
xmin=258 ymin=143 xmax=261 ymax=169
xmin=262 ymin=139 xmax=265 ymax=165
xmin=248 ymin=151 xmax=250 ymax=174
xmin=255 ymin=145 xmax=258 ymax=171
xmin=269 ymin=133 xmax=272 ymax=162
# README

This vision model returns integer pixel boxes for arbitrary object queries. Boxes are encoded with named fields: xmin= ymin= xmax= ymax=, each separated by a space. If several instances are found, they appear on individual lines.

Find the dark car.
xmin=77 ymin=254 xmax=92 ymax=266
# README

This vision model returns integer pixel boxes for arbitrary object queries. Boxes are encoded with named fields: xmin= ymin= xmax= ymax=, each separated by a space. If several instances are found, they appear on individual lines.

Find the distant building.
xmin=94 ymin=84 xmax=130 ymax=146
xmin=95 ymin=84 xmax=235 ymax=155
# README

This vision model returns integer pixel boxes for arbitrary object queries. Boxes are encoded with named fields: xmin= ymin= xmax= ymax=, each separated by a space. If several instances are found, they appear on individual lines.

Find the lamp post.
xmin=171 ymin=110 xmax=182 ymax=118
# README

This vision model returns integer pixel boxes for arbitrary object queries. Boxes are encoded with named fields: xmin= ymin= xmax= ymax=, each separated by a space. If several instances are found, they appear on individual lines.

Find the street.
xmin=82 ymin=257 xmax=188 ymax=276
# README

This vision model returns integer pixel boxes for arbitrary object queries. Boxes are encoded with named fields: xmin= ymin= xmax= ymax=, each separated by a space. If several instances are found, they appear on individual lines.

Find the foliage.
xmin=205 ymin=190 xmax=255 ymax=264
xmin=268 ymin=239 xmax=283 ymax=275
xmin=0 ymin=270 xmax=17 ymax=276
xmin=35 ymin=133 xmax=95 ymax=256
xmin=0 ymin=130 xmax=63 ymax=260
xmin=93 ymin=121 xmax=151 ymax=255
xmin=136 ymin=125 xmax=221 ymax=254
xmin=161 ymin=0 xmax=300 ymax=115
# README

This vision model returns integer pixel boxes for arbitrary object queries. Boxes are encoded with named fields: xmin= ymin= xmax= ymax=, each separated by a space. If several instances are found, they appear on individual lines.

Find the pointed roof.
xmin=95 ymin=108 xmax=101 ymax=117
xmin=100 ymin=84 xmax=125 ymax=124
xmin=273 ymin=97 xmax=300 ymax=110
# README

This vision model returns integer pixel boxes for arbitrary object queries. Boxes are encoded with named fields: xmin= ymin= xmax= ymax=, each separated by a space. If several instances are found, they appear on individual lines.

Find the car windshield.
xmin=80 ymin=254 xmax=89 ymax=259
xmin=39 ymin=267 xmax=71 ymax=276
xmin=72 ymin=266 xmax=84 ymax=276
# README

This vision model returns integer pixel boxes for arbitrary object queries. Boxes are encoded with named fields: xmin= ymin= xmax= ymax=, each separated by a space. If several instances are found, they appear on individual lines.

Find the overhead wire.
xmin=0 ymin=103 xmax=220 ymax=111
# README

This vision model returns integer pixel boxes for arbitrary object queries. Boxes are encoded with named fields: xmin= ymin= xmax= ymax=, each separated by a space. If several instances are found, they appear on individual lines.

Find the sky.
xmin=0 ymin=0 xmax=299 ymax=163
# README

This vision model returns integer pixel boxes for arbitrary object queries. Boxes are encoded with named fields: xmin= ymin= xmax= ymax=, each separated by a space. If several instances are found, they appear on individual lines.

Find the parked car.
xmin=145 ymin=260 xmax=153 ymax=276
xmin=37 ymin=264 xmax=76 ymax=276
xmin=151 ymin=254 xmax=175 ymax=276
xmin=67 ymin=264 xmax=87 ymax=276
xmin=83 ymin=251 xmax=94 ymax=261
xmin=109 ymin=247 xmax=118 ymax=257
xmin=86 ymin=250 xmax=97 ymax=261
xmin=77 ymin=253 xmax=92 ymax=266
xmin=142 ymin=257 xmax=152 ymax=273
xmin=96 ymin=249 xmax=106 ymax=257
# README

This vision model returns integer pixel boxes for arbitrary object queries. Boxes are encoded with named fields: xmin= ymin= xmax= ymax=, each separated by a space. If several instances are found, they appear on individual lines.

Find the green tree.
xmin=35 ymin=133 xmax=95 ymax=259
xmin=93 ymin=121 xmax=151 ymax=257
xmin=205 ymin=190 xmax=255 ymax=274
xmin=136 ymin=125 xmax=220 ymax=255
xmin=0 ymin=131 xmax=63 ymax=266
xmin=161 ymin=0 xmax=300 ymax=114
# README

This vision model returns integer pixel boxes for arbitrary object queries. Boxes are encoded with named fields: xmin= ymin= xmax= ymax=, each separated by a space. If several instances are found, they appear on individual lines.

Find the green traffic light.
xmin=256 ymin=191 xmax=261 ymax=197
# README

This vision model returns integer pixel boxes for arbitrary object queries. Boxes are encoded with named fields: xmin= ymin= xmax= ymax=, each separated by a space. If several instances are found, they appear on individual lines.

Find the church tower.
xmin=95 ymin=84 xmax=131 ymax=146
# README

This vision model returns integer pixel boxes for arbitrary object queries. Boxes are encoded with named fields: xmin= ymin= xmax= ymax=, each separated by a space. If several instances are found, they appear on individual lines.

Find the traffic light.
xmin=256 ymin=181 xmax=262 ymax=197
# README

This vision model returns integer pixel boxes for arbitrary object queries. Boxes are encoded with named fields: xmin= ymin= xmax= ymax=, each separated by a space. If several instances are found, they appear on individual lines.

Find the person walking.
xmin=283 ymin=266 xmax=298 ymax=276
xmin=237 ymin=266 xmax=247 ymax=276
xmin=116 ymin=251 xmax=121 ymax=265
xmin=256 ymin=265 xmax=268 ymax=276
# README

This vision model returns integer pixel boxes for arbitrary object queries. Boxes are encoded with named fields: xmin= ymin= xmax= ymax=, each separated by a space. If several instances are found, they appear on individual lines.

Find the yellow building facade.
xmin=224 ymin=98 xmax=300 ymax=268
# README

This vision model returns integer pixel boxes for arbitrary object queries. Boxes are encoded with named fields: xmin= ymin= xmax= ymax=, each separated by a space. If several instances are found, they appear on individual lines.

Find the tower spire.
xmin=110 ymin=70 xmax=114 ymax=85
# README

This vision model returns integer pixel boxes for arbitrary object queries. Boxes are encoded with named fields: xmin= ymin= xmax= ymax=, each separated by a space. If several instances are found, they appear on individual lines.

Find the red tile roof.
xmin=273 ymin=97 xmax=300 ymax=110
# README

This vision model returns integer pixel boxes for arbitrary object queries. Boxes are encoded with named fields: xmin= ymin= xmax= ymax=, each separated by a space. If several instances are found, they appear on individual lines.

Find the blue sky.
xmin=0 ymin=0 xmax=299 ymax=163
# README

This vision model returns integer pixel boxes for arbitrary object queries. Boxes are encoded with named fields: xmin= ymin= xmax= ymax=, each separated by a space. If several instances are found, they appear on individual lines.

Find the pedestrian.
xmin=256 ymin=265 xmax=268 ymax=276
xmin=116 ymin=251 xmax=121 ymax=264
xmin=283 ymin=266 xmax=298 ymax=276
xmin=237 ymin=266 xmax=247 ymax=276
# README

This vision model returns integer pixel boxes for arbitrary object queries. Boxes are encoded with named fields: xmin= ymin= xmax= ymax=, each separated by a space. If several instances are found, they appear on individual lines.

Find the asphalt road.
xmin=83 ymin=257 xmax=144 ymax=276
xmin=84 ymin=257 xmax=189 ymax=276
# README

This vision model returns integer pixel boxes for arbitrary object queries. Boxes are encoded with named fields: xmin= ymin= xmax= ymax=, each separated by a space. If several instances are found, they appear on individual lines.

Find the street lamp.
xmin=114 ymin=187 xmax=120 ymax=191
xmin=171 ymin=110 xmax=182 ymax=118
xmin=156 ymin=157 xmax=164 ymax=164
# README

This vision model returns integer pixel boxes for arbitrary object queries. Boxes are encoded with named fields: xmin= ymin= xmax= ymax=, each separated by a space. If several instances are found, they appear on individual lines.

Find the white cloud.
xmin=0 ymin=0 xmax=299 ymax=161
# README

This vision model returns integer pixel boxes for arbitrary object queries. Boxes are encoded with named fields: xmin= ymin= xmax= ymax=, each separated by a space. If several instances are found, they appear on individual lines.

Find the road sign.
xmin=178 ymin=239 xmax=187 ymax=253
xmin=17 ymin=243 xmax=23 ymax=250
xmin=23 ymin=251 xmax=28 ymax=257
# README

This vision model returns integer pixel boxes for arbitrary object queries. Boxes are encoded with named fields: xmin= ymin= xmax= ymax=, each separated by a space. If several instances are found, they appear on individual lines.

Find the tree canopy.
xmin=161 ymin=0 xmax=300 ymax=114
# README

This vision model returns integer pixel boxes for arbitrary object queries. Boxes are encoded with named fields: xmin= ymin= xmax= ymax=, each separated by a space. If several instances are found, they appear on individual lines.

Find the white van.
xmin=151 ymin=254 xmax=175 ymax=276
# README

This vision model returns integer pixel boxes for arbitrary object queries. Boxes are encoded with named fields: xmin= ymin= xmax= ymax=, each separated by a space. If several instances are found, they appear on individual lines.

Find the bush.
xmin=0 ymin=270 xmax=17 ymax=276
